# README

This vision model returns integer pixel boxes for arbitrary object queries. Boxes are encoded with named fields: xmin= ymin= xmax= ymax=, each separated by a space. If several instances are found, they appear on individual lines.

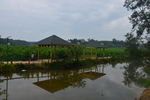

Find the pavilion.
xmin=36 ymin=35 xmax=72 ymax=60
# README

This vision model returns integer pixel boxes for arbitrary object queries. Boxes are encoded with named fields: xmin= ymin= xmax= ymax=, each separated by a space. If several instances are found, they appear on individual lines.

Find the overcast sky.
xmin=0 ymin=0 xmax=131 ymax=41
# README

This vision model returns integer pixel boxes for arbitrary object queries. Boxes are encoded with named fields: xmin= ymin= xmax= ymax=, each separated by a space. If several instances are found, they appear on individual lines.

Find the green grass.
xmin=137 ymin=78 xmax=150 ymax=87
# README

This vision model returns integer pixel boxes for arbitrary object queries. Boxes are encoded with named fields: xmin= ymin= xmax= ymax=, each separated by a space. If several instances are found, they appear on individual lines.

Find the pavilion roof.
xmin=37 ymin=35 xmax=72 ymax=46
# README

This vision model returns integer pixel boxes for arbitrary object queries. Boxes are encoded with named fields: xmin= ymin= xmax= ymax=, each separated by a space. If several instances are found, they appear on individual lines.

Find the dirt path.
xmin=139 ymin=87 xmax=150 ymax=100
xmin=2 ymin=59 xmax=51 ymax=64
xmin=1 ymin=57 xmax=111 ymax=65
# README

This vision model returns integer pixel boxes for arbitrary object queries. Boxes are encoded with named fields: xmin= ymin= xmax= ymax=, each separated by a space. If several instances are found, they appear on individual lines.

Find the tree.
xmin=124 ymin=0 xmax=150 ymax=37
xmin=69 ymin=39 xmax=86 ymax=45
xmin=112 ymin=38 xmax=117 ymax=43
xmin=71 ymin=45 xmax=83 ymax=62
xmin=125 ymin=33 xmax=141 ymax=57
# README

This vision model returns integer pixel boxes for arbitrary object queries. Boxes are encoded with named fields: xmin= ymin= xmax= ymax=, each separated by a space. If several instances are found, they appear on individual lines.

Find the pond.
xmin=0 ymin=61 xmax=146 ymax=100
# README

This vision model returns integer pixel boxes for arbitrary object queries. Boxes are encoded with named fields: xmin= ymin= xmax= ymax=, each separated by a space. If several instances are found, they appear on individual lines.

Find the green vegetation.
xmin=137 ymin=78 xmax=150 ymax=88
xmin=137 ymin=71 xmax=150 ymax=87
xmin=144 ymin=67 xmax=150 ymax=75
xmin=0 ymin=45 xmax=126 ymax=61
xmin=0 ymin=45 xmax=38 ymax=61
xmin=124 ymin=0 xmax=150 ymax=39
xmin=124 ymin=0 xmax=150 ymax=58
xmin=0 ymin=64 xmax=15 ymax=73
xmin=0 ymin=44 xmax=127 ymax=74
xmin=123 ymin=0 xmax=150 ymax=88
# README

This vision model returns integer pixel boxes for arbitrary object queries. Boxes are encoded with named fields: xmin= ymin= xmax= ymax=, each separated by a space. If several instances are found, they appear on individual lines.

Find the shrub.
xmin=71 ymin=45 xmax=83 ymax=62
xmin=0 ymin=64 xmax=15 ymax=73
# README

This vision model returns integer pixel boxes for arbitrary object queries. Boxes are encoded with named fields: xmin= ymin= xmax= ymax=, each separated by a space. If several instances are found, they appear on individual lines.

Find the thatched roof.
xmin=37 ymin=35 xmax=72 ymax=46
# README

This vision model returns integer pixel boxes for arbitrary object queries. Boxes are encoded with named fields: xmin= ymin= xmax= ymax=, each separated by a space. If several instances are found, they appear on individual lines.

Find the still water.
xmin=0 ymin=62 xmax=145 ymax=100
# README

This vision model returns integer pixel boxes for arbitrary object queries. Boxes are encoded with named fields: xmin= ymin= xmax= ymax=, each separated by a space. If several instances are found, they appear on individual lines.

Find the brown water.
xmin=0 ymin=62 xmax=145 ymax=100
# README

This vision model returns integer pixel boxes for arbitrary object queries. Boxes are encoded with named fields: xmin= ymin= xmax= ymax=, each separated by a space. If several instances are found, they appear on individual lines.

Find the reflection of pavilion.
xmin=1 ymin=64 xmax=106 ymax=99
xmin=34 ymin=79 xmax=71 ymax=93
xmin=79 ymin=72 xmax=105 ymax=80
xmin=33 ymin=72 xmax=105 ymax=93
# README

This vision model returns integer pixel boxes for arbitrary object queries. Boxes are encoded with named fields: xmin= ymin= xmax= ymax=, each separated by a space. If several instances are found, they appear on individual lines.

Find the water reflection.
xmin=0 ymin=61 xmax=148 ymax=100
xmin=34 ymin=72 xmax=105 ymax=93
xmin=0 ymin=65 xmax=106 ymax=100
xmin=123 ymin=59 xmax=150 ymax=87
xmin=0 ymin=77 xmax=8 ymax=100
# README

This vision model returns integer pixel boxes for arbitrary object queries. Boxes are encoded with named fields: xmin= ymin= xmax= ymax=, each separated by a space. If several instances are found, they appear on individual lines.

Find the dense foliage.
xmin=0 ymin=45 xmax=126 ymax=61
xmin=124 ymin=0 xmax=150 ymax=37
xmin=125 ymin=33 xmax=142 ymax=57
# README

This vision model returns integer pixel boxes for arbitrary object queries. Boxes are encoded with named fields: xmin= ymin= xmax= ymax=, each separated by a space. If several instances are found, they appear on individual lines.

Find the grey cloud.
xmin=0 ymin=0 xmax=130 ymax=41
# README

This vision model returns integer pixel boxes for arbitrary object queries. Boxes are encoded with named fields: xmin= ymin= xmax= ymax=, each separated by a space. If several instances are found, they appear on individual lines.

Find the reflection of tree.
xmin=0 ymin=73 xmax=14 ymax=100
xmin=0 ymin=78 xmax=8 ymax=100
xmin=0 ymin=79 xmax=5 ymax=95
xmin=123 ymin=59 xmax=146 ymax=87
xmin=68 ymin=75 xmax=86 ymax=88
xmin=1 ymin=73 xmax=13 ymax=79
xmin=33 ymin=71 xmax=104 ymax=93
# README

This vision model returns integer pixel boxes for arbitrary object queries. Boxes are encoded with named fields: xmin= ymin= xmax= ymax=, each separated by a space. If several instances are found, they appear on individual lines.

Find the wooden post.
xmin=6 ymin=77 xmax=8 ymax=100
xmin=83 ymin=48 xmax=85 ymax=60
xmin=103 ymin=48 xmax=105 ymax=57
xmin=50 ymin=51 xmax=52 ymax=63
xmin=102 ymin=65 xmax=104 ymax=73
xmin=38 ymin=46 xmax=40 ymax=60
xmin=54 ymin=45 xmax=56 ymax=62
xmin=91 ymin=48 xmax=92 ymax=57
xmin=96 ymin=48 xmax=98 ymax=60
xmin=37 ymin=73 xmax=39 ymax=82
xmin=48 ymin=51 xmax=50 ymax=63
xmin=28 ymin=58 xmax=30 ymax=64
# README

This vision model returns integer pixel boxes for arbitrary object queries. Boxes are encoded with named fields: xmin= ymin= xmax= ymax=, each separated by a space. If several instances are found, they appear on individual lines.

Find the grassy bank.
xmin=0 ymin=59 xmax=111 ymax=74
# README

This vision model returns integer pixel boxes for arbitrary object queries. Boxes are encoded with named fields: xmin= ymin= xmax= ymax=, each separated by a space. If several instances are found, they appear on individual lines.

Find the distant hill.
xmin=0 ymin=38 xmax=34 ymax=45
xmin=0 ymin=37 xmax=125 ymax=48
